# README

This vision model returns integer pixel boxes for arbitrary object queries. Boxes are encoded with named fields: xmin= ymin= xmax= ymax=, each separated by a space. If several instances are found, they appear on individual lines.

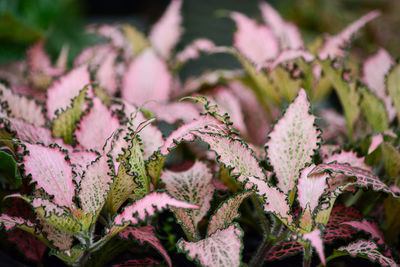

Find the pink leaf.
xmin=177 ymin=224 xmax=243 ymax=267
xmin=148 ymin=102 xmax=200 ymax=124
xmin=0 ymin=84 xmax=46 ymax=126
xmin=231 ymin=12 xmax=279 ymax=65
xmin=363 ymin=49 xmax=396 ymax=121
xmin=160 ymin=114 xmax=228 ymax=155
xmin=303 ymin=228 xmax=325 ymax=266
xmin=78 ymin=156 xmax=112 ymax=215
xmin=309 ymin=163 xmax=400 ymax=198
xmin=122 ymin=49 xmax=172 ymax=105
xmin=368 ymin=134 xmax=383 ymax=154
xmin=176 ymin=39 xmax=217 ymax=63
xmin=161 ymin=161 xmax=214 ymax=226
xmin=7 ymin=229 xmax=46 ymax=261
xmin=75 ymin=44 xmax=112 ymax=67
xmin=113 ymin=258 xmax=159 ymax=267
xmin=75 ymin=98 xmax=120 ymax=151
xmin=149 ymin=0 xmax=183 ymax=59
xmin=324 ymin=205 xmax=362 ymax=243
xmin=113 ymin=192 xmax=198 ymax=226
xmin=0 ymin=214 xmax=34 ymax=231
xmin=69 ymin=151 xmax=99 ymax=183
xmin=324 ymin=150 xmax=371 ymax=171
xmin=245 ymin=177 xmax=293 ymax=225
xmin=338 ymin=240 xmax=397 ymax=267
xmin=40 ymin=218 xmax=73 ymax=251
xmin=342 ymin=219 xmax=385 ymax=245
xmin=318 ymin=11 xmax=380 ymax=60
xmin=96 ymin=49 xmax=118 ymax=96
xmin=259 ymin=50 xmax=314 ymax=71
xmin=267 ymin=89 xmax=320 ymax=194
xmin=27 ymin=41 xmax=62 ymax=76
xmin=297 ymin=165 xmax=329 ymax=211
xmin=95 ymin=25 xmax=126 ymax=48
xmin=207 ymin=191 xmax=252 ymax=236
xmin=259 ymin=2 xmax=304 ymax=50
xmin=119 ymin=226 xmax=171 ymax=267
xmin=21 ymin=143 xmax=75 ymax=208
xmin=46 ymin=65 xmax=91 ymax=120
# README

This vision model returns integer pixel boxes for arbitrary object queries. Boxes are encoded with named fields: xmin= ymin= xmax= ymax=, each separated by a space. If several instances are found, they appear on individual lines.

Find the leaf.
xmin=69 ymin=151 xmax=99 ymax=184
xmin=0 ymin=84 xmax=45 ymax=126
xmin=259 ymin=2 xmax=304 ymax=50
xmin=387 ymin=64 xmax=400 ymax=123
xmin=51 ymin=86 xmax=88 ymax=144
xmin=319 ymin=60 xmax=359 ymax=138
xmin=122 ymin=24 xmax=150 ymax=57
xmin=175 ymin=39 xmax=217 ymax=63
xmin=149 ymin=0 xmax=183 ymax=59
xmin=119 ymin=226 xmax=171 ymax=267
xmin=362 ymin=49 xmax=396 ymax=121
xmin=0 ymin=214 xmax=34 ymax=231
xmin=318 ymin=11 xmax=380 ymax=60
xmin=160 ymin=114 xmax=228 ymax=155
xmin=7 ymin=229 xmax=47 ymax=261
xmin=324 ymin=150 xmax=371 ymax=171
xmin=261 ymin=50 xmax=313 ymax=71
xmin=177 ymin=223 xmax=244 ymax=267
xmin=270 ymin=67 xmax=302 ymax=103
xmin=382 ymin=143 xmax=400 ymax=180
xmin=337 ymin=240 xmax=397 ymax=267
xmin=309 ymin=163 xmax=400 ymax=198
xmin=40 ymin=217 xmax=73 ymax=251
xmin=342 ymin=219 xmax=384 ymax=245
xmin=0 ymin=150 xmax=21 ymax=189
xmin=114 ymin=258 xmax=159 ymax=267
xmin=297 ymin=165 xmax=329 ymax=212
xmin=368 ymin=134 xmax=383 ymax=154
xmin=207 ymin=191 xmax=252 ymax=236
xmin=146 ymin=152 xmax=166 ymax=186
xmin=121 ymin=49 xmax=172 ymax=105
xmin=96 ymin=50 xmax=118 ymax=96
xmin=78 ymin=156 xmax=112 ymax=219
xmin=148 ymin=102 xmax=199 ymax=124
xmin=302 ymin=228 xmax=325 ymax=266
xmin=267 ymin=241 xmax=302 ymax=261
xmin=21 ymin=143 xmax=75 ymax=208
xmin=360 ymin=86 xmax=388 ymax=132
xmin=231 ymin=11 xmax=279 ymax=66
xmin=161 ymin=161 xmax=215 ymax=237
xmin=113 ymin=192 xmax=199 ymax=226
xmin=50 ymin=245 xmax=85 ymax=264
xmin=46 ymin=65 xmax=90 ymax=120
xmin=266 ymin=89 xmax=320 ymax=195
xmin=75 ymin=97 xmax=120 ymax=151
xmin=324 ymin=205 xmax=362 ymax=243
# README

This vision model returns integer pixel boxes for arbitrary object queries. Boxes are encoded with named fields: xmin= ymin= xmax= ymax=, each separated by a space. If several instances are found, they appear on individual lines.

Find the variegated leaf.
xmin=69 ymin=151 xmax=98 ymax=184
xmin=267 ymin=241 xmax=302 ymax=261
xmin=75 ymin=97 xmax=120 ymax=151
xmin=342 ymin=219 xmax=385 ymax=245
xmin=127 ymin=136 xmax=150 ymax=200
xmin=337 ymin=240 xmax=397 ymax=267
xmin=324 ymin=150 xmax=371 ymax=171
xmin=40 ymin=217 xmax=73 ymax=251
xmin=309 ymin=163 xmax=400 ymax=198
xmin=267 ymin=89 xmax=320 ymax=195
xmin=21 ymin=143 xmax=75 ymax=208
xmin=122 ymin=49 xmax=172 ymax=105
xmin=297 ymin=165 xmax=329 ymax=212
xmin=160 ymin=114 xmax=228 ymax=156
xmin=318 ymin=11 xmax=380 ymax=60
xmin=113 ymin=192 xmax=199 ymax=226
xmin=177 ymin=224 xmax=243 ymax=267
xmin=387 ymin=64 xmax=400 ymax=122
xmin=231 ymin=11 xmax=279 ymax=66
xmin=207 ymin=191 xmax=252 ymax=236
xmin=46 ymin=65 xmax=90 ymax=120
xmin=324 ymin=205 xmax=362 ymax=243
xmin=51 ymin=86 xmax=88 ymax=144
xmin=78 ymin=156 xmax=112 ymax=217
xmin=0 ymin=84 xmax=45 ymax=126
xmin=259 ymin=2 xmax=303 ymax=50
xmin=149 ymin=0 xmax=183 ymax=59
xmin=114 ymin=258 xmax=159 ymax=267
xmin=0 ymin=214 xmax=34 ymax=231
xmin=161 ymin=161 xmax=215 ymax=237
xmin=119 ymin=226 xmax=171 ymax=267
xmin=175 ymin=39 xmax=217 ymax=63
xmin=7 ymin=229 xmax=47 ymax=261
xmin=96 ymin=49 xmax=118 ymax=96
xmin=302 ymin=228 xmax=326 ymax=266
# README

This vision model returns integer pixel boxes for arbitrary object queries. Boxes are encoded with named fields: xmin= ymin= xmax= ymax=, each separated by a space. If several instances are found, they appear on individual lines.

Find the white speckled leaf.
xmin=177 ymin=223 xmax=243 ymax=267
xmin=338 ymin=240 xmax=397 ymax=267
xmin=267 ymin=89 xmax=320 ymax=194
xmin=207 ymin=191 xmax=252 ymax=236
xmin=161 ymin=162 xmax=214 ymax=236
xmin=0 ymin=214 xmax=34 ymax=231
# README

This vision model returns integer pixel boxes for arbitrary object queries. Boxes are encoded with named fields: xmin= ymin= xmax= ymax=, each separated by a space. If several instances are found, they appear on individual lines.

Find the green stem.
xmin=250 ymin=195 xmax=270 ymax=236
xmin=303 ymin=244 xmax=312 ymax=267
xmin=249 ymin=237 xmax=273 ymax=267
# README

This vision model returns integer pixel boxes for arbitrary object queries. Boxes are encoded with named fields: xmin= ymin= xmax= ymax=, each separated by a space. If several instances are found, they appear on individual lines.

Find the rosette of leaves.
xmin=159 ymin=89 xmax=400 ymax=266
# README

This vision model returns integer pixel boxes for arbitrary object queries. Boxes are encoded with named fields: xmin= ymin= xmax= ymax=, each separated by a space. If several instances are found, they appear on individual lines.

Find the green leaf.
xmin=319 ymin=60 xmax=359 ymax=140
xmin=270 ymin=67 xmax=301 ymax=103
xmin=122 ymin=24 xmax=150 ymax=56
xmin=360 ymin=86 xmax=388 ymax=132
xmin=51 ymin=86 xmax=88 ymax=144
xmin=0 ymin=13 xmax=44 ymax=43
xmin=381 ymin=143 xmax=400 ymax=182
xmin=0 ymin=150 xmax=21 ymax=189
xmin=128 ymin=136 xmax=150 ymax=200
xmin=146 ymin=151 xmax=166 ymax=187
xmin=50 ymin=245 xmax=85 ymax=264
xmin=387 ymin=64 xmax=400 ymax=123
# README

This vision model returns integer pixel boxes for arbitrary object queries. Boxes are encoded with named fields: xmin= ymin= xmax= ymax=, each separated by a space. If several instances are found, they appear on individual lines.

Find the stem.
xmin=250 ymin=195 xmax=270 ymax=236
xmin=249 ymin=238 xmax=273 ymax=267
xmin=303 ymin=244 xmax=312 ymax=267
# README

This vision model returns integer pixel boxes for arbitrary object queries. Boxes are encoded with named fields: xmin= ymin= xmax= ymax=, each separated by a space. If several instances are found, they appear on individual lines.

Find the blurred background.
xmin=1 ymin=0 xmax=399 ymax=70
